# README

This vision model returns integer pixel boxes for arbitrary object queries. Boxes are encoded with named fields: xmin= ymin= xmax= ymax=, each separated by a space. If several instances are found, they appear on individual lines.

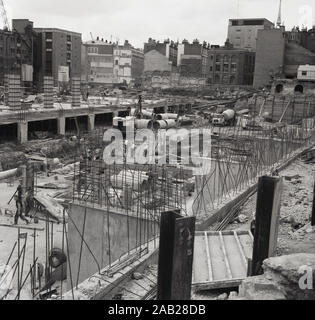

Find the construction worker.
xmin=24 ymin=187 xmax=33 ymax=217
xmin=13 ymin=194 xmax=29 ymax=225
xmin=16 ymin=178 xmax=23 ymax=202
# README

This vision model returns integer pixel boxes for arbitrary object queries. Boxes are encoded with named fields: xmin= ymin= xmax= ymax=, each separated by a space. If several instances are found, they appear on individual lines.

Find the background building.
xmin=0 ymin=19 xmax=34 ymax=85
xmin=83 ymin=38 xmax=114 ymax=86
xmin=144 ymin=38 xmax=178 ymax=72
xmin=254 ymin=27 xmax=315 ymax=88
xmin=227 ymin=18 xmax=274 ymax=51
xmin=177 ymin=39 xmax=210 ymax=78
xmin=131 ymin=47 xmax=144 ymax=86
xmin=208 ymin=40 xmax=255 ymax=85
xmin=82 ymin=38 xmax=143 ymax=87
xmin=34 ymin=27 xmax=82 ymax=88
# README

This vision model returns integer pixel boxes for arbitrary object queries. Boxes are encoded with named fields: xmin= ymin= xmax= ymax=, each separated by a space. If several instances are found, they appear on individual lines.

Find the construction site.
xmin=0 ymin=0 xmax=315 ymax=304
xmin=0 ymin=74 xmax=314 ymax=301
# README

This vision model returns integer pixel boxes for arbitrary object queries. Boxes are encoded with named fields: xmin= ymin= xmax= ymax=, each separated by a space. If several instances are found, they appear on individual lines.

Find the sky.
xmin=4 ymin=0 xmax=315 ymax=48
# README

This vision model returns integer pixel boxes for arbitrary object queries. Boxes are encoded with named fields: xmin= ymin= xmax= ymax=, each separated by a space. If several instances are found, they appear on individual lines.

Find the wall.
xmin=143 ymin=71 xmax=206 ymax=89
xmin=253 ymin=29 xmax=286 ymax=88
xmin=131 ymin=48 xmax=144 ymax=82
xmin=68 ymin=203 xmax=159 ymax=286
xmin=144 ymin=50 xmax=172 ymax=72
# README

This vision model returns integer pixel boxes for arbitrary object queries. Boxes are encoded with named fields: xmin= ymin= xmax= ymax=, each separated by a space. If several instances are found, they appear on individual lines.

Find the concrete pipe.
xmin=150 ymin=120 xmax=168 ymax=130
xmin=156 ymin=113 xmax=178 ymax=120
xmin=164 ymin=119 xmax=177 ymax=128
xmin=135 ymin=119 xmax=151 ymax=129
xmin=142 ymin=110 xmax=154 ymax=118
xmin=0 ymin=168 xmax=17 ymax=181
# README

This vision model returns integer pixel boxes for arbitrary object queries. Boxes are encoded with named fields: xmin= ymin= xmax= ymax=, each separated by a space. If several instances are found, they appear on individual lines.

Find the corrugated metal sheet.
xmin=192 ymin=230 xmax=253 ymax=290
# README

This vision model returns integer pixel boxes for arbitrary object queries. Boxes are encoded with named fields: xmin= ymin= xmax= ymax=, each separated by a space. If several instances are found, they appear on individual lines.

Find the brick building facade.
xmin=34 ymin=27 xmax=82 ymax=88
xmin=177 ymin=39 xmax=210 ymax=78
xmin=207 ymin=41 xmax=255 ymax=85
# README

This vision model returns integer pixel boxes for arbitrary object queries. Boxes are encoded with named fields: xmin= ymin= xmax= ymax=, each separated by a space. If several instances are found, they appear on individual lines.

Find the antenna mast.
xmin=277 ymin=0 xmax=282 ymax=28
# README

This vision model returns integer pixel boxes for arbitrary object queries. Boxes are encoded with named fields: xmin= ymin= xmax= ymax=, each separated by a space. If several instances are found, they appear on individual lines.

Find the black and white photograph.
xmin=0 ymin=0 xmax=314 ymax=309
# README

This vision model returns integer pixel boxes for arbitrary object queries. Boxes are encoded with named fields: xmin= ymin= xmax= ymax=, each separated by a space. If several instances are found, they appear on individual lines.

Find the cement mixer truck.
xmin=212 ymin=109 xmax=236 ymax=127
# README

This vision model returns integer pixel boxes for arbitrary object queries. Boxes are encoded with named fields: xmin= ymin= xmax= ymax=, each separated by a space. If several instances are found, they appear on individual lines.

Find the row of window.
xmin=46 ymin=33 xmax=72 ymax=42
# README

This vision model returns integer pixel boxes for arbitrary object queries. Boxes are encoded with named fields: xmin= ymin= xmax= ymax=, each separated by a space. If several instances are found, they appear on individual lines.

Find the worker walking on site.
xmin=14 ymin=194 xmax=29 ymax=225
xmin=24 ymin=187 xmax=33 ymax=218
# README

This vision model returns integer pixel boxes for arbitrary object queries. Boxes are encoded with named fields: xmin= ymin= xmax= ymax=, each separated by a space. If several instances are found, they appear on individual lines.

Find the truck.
xmin=212 ymin=109 xmax=236 ymax=127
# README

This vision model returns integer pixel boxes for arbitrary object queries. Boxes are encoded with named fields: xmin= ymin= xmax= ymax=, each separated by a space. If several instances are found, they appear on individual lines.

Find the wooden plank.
xmin=0 ymin=223 xmax=44 ymax=231
xmin=233 ymin=231 xmax=248 ymax=267
xmin=204 ymin=232 xmax=213 ymax=282
xmin=192 ymin=278 xmax=245 ymax=291
xmin=219 ymin=232 xmax=233 ymax=280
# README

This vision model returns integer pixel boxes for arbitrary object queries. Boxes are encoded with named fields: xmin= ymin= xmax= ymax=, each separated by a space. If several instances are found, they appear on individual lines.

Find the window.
xmin=88 ymin=47 xmax=98 ymax=54
xmin=302 ymin=71 xmax=307 ymax=76
xmin=115 ymin=60 xmax=119 ymax=65
xmin=215 ymin=64 xmax=221 ymax=72
xmin=46 ymin=32 xmax=53 ymax=40
xmin=67 ymin=43 xmax=71 ymax=51
xmin=67 ymin=35 xmax=72 ymax=42
xmin=215 ymin=55 xmax=221 ymax=63
xmin=46 ymin=42 xmax=52 ymax=49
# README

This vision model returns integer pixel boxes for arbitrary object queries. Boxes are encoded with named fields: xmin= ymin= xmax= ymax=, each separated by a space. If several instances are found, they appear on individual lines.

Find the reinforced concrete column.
xmin=18 ymin=122 xmax=28 ymax=143
xmin=71 ymin=77 xmax=81 ymax=108
xmin=88 ymin=114 xmax=95 ymax=131
xmin=8 ymin=74 xmax=21 ymax=110
xmin=58 ymin=116 xmax=66 ymax=135
xmin=44 ymin=76 xmax=54 ymax=109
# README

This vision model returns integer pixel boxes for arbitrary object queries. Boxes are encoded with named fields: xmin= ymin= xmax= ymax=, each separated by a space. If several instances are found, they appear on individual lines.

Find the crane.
xmin=0 ymin=0 xmax=10 ymax=30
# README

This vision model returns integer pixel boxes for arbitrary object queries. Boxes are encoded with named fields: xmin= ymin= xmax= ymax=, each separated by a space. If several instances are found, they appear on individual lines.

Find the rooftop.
xmin=34 ymin=27 xmax=81 ymax=36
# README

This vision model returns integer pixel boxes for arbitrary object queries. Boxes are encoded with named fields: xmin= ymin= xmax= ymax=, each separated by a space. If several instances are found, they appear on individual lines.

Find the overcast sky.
xmin=5 ymin=0 xmax=315 ymax=48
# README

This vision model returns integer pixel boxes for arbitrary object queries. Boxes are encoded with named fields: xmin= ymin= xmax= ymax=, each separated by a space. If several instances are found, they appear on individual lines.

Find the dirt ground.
xmin=226 ymin=158 xmax=315 ymax=255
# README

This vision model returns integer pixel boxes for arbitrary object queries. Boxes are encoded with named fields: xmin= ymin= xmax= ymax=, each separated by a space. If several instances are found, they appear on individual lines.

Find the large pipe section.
xmin=0 ymin=168 xmax=17 ymax=181
xmin=156 ymin=113 xmax=178 ymax=120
